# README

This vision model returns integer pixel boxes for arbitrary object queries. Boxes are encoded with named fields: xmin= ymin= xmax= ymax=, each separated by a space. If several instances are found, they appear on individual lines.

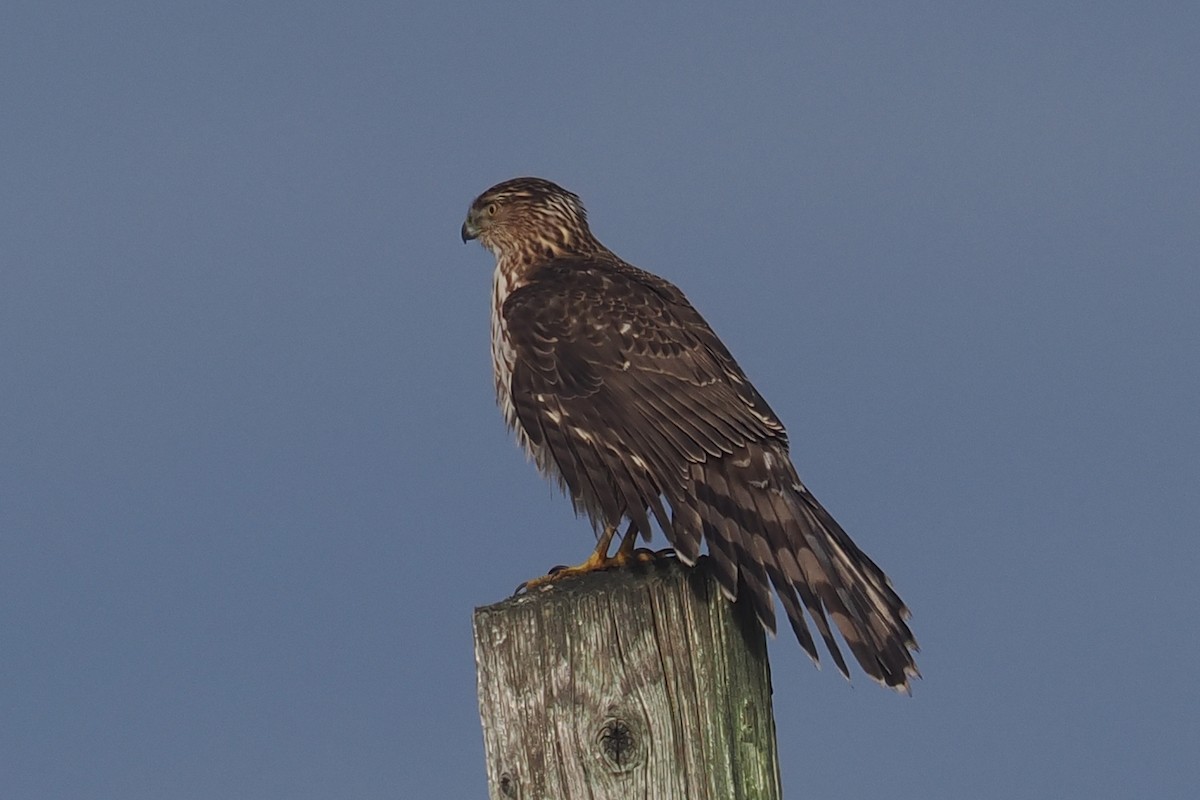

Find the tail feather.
xmin=693 ymin=464 xmax=776 ymax=631
xmin=678 ymin=441 xmax=919 ymax=692
xmin=741 ymin=483 xmax=822 ymax=666
xmin=779 ymin=540 xmax=853 ymax=680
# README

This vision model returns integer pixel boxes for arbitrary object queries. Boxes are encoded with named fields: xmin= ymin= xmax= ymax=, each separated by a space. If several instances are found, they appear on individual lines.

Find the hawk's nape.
xmin=462 ymin=176 xmax=920 ymax=692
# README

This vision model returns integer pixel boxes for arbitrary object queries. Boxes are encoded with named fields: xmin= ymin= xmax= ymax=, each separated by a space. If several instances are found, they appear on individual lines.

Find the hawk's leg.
xmin=612 ymin=523 xmax=664 ymax=567
xmin=517 ymin=522 xmax=647 ymax=593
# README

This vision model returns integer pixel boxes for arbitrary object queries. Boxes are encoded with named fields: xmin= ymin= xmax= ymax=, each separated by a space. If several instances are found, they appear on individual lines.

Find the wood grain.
xmin=473 ymin=559 xmax=782 ymax=799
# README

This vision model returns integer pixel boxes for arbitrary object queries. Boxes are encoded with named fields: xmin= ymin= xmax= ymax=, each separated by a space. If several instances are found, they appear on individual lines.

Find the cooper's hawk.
xmin=462 ymin=177 xmax=919 ymax=691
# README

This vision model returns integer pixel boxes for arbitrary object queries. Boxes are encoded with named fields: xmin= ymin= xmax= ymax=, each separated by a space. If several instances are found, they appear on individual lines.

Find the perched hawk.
xmin=462 ymin=177 xmax=919 ymax=691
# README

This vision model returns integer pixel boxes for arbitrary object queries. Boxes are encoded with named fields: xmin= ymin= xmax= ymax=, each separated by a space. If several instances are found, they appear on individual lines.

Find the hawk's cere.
xmin=462 ymin=177 xmax=919 ymax=692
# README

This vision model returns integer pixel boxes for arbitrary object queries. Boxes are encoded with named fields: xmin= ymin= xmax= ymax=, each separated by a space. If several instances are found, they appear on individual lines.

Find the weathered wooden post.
xmin=473 ymin=559 xmax=782 ymax=799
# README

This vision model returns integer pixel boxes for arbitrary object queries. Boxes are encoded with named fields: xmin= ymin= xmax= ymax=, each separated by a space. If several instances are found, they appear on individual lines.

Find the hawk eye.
xmin=486 ymin=202 xmax=498 ymax=216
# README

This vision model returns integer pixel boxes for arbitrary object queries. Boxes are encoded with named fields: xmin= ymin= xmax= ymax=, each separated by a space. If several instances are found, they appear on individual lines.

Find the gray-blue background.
xmin=4 ymin=2 xmax=1197 ymax=797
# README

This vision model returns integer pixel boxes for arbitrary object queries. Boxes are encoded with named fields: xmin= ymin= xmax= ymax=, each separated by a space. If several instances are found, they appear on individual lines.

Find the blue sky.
xmin=2 ymin=2 xmax=1197 ymax=797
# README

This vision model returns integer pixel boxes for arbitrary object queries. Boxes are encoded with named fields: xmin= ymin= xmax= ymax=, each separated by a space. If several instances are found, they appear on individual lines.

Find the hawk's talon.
xmin=513 ymin=545 xmax=677 ymax=594
xmin=514 ymin=564 xmax=570 ymax=595
xmin=618 ymin=546 xmax=660 ymax=565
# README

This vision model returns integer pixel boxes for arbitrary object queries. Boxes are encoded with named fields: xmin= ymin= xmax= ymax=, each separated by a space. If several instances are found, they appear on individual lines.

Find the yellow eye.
xmin=486 ymin=202 xmax=498 ymax=216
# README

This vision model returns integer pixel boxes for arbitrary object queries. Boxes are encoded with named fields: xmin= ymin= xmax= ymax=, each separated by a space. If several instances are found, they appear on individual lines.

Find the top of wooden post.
xmin=473 ymin=559 xmax=783 ymax=799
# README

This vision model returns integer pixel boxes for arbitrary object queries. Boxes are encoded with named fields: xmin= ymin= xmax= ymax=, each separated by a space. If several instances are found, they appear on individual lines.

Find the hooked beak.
xmin=461 ymin=216 xmax=478 ymax=243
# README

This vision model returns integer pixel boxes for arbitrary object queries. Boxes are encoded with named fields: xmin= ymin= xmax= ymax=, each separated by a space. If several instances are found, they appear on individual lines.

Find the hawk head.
xmin=461 ymin=177 xmax=599 ymax=264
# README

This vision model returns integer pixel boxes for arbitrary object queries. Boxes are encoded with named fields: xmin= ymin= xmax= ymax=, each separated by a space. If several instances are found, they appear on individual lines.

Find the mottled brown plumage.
xmin=462 ymin=177 xmax=919 ymax=691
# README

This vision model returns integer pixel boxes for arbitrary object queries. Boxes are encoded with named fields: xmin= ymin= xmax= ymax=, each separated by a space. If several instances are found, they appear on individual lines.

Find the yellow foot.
xmin=613 ymin=523 xmax=676 ymax=567
xmin=515 ymin=548 xmax=615 ymax=594
xmin=611 ymin=546 xmax=660 ymax=567
xmin=514 ymin=546 xmax=678 ymax=595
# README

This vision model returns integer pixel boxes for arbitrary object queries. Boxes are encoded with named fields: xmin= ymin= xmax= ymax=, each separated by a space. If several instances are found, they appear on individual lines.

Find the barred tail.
xmin=676 ymin=442 xmax=920 ymax=692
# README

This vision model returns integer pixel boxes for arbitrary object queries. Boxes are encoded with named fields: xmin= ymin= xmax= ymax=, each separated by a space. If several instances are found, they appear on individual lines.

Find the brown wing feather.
xmin=505 ymin=257 xmax=918 ymax=690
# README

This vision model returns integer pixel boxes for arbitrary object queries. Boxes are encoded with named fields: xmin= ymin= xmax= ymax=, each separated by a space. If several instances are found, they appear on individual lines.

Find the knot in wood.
xmin=497 ymin=771 xmax=519 ymax=798
xmin=596 ymin=717 xmax=641 ymax=772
